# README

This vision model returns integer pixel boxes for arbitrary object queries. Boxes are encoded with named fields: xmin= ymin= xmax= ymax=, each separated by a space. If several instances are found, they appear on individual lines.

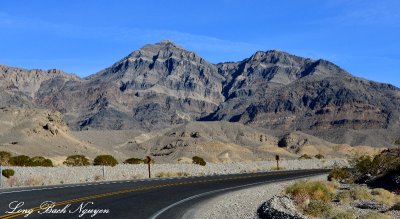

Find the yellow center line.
xmin=0 ymin=172 xmax=287 ymax=219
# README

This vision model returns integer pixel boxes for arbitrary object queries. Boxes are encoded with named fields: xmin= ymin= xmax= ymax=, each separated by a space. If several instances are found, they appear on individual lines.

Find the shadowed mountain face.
xmin=1 ymin=40 xmax=399 ymax=147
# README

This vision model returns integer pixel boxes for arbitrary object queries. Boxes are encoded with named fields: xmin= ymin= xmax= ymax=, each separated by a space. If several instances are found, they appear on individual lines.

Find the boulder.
xmin=257 ymin=195 xmax=307 ymax=219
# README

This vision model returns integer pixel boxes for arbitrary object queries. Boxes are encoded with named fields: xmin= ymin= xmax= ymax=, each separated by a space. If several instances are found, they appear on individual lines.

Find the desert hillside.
xmin=0 ymin=108 xmax=383 ymax=164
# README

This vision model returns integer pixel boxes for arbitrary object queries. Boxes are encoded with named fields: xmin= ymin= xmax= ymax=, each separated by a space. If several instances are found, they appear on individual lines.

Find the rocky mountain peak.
xmin=155 ymin=39 xmax=180 ymax=47
xmin=248 ymin=50 xmax=308 ymax=65
xmin=124 ymin=40 xmax=203 ymax=64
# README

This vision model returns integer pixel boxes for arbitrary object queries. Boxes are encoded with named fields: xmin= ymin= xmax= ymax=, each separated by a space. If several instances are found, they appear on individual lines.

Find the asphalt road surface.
xmin=0 ymin=169 xmax=329 ymax=219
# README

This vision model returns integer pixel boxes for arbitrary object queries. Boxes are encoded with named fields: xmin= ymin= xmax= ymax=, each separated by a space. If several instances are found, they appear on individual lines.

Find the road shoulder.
xmin=188 ymin=174 xmax=328 ymax=219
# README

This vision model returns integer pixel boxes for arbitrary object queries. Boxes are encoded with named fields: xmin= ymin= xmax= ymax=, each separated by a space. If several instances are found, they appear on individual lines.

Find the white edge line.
xmin=149 ymin=173 xmax=323 ymax=219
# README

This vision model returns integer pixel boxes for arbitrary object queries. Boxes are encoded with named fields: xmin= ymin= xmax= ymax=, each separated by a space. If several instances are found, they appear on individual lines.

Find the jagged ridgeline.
xmin=1 ymin=40 xmax=399 ymax=148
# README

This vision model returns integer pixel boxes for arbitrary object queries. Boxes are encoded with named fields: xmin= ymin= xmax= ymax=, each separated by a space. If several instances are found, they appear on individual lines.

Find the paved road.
xmin=0 ymin=169 xmax=329 ymax=219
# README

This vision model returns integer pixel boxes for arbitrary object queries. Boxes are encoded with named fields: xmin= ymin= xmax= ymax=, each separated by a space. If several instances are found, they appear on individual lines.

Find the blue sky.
xmin=0 ymin=0 xmax=399 ymax=87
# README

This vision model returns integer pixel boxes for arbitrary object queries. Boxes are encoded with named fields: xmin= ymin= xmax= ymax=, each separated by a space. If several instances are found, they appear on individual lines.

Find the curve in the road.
xmin=0 ymin=169 xmax=329 ymax=219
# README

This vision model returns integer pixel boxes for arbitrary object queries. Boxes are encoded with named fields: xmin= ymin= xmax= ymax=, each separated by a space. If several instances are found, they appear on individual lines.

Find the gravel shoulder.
xmin=189 ymin=174 xmax=328 ymax=219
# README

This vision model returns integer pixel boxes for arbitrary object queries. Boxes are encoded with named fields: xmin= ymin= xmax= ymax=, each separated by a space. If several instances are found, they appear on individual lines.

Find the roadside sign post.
xmin=275 ymin=155 xmax=280 ymax=170
xmin=144 ymin=156 xmax=153 ymax=178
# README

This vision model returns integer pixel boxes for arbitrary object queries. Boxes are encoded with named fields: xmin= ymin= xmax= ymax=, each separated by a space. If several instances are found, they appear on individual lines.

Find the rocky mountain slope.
xmin=0 ymin=40 xmax=399 ymax=148
xmin=0 ymin=107 xmax=106 ymax=164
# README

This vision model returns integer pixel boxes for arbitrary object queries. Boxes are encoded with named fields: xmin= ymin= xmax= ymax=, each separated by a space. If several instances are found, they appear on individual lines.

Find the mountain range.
xmin=1 ymin=40 xmax=399 ymax=152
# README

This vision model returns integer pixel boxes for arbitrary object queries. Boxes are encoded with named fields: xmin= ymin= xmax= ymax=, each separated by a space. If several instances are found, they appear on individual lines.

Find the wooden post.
xmin=275 ymin=155 xmax=280 ymax=170
xmin=144 ymin=156 xmax=153 ymax=178
xmin=148 ymin=163 xmax=151 ymax=178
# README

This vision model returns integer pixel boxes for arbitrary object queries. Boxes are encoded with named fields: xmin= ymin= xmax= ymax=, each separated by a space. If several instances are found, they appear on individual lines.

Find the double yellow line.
xmin=0 ymin=172 xmax=286 ymax=219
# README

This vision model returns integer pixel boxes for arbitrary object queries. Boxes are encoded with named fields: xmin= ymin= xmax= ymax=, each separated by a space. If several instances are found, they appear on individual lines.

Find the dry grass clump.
xmin=304 ymin=200 xmax=332 ymax=217
xmin=286 ymin=180 xmax=335 ymax=204
xmin=155 ymin=172 xmax=190 ymax=178
xmin=371 ymin=188 xmax=399 ymax=206
xmin=349 ymin=186 xmax=372 ymax=200
xmin=357 ymin=212 xmax=393 ymax=219
xmin=336 ymin=190 xmax=352 ymax=204
xmin=286 ymin=180 xmax=335 ymax=217
xmin=337 ymin=186 xmax=373 ymax=203
xmin=326 ymin=208 xmax=356 ymax=219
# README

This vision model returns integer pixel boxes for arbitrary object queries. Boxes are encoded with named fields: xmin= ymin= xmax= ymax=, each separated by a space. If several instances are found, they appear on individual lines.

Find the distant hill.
xmin=1 ymin=40 xmax=399 ymax=148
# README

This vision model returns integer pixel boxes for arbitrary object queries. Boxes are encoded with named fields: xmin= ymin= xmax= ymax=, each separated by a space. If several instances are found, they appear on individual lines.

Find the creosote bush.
xmin=192 ymin=156 xmax=206 ymax=166
xmin=9 ymin=155 xmax=32 ymax=166
xmin=124 ymin=157 xmax=143 ymax=164
xmin=9 ymin=155 xmax=53 ymax=167
xmin=30 ymin=156 xmax=53 ymax=167
xmin=2 ymin=169 xmax=15 ymax=178
xmin=0 ymin=151 xmax=11 ymax=165
xmin=93 ymin=155 xmax=118 ymax=167
xmin=63 ymin=155 xmax=90 ymax=166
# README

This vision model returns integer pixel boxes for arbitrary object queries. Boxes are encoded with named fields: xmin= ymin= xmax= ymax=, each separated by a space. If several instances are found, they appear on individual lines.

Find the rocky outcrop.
xmin=258 ymin=195 xmax=307 ymax=219
xmin=34 ymin=40 xmax=225 ymax=130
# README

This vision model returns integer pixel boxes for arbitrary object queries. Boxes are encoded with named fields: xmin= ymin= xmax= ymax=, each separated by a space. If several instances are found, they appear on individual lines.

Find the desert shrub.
xmin=29 ymin=156 xmax=53 ymax=167
xmin=63 ymin=155 xmax=90 ymax=166
xmin=298 ymin=154 xmax=312 ymax=160
xmin=0 ymin=151 xmax=11 ymax=165
xmin=192 ymin=156 xmax=206 ymax=166
xmin=9 ymin=155 xmax=32 ymax=166
xmin=93 ymin=155 xmax=118 ymax=167
xmin=304 ymin=200 xmax=332 ymax=217
xmin=327 ymin=208 xmax=356 ymax=219
xmin=328 ymin=167 xmax=351 ymax=181
xmin=351 ymin=151 xmax=400 ymax=177
xmin=349 ymin=186 xmax=372 ymax=200
xmin=286 ymin=180 xmax=334 ymax=205
xmin=315 ymin=154 xmax=325 ymax=159
xmin=371 ymin=188 xmax=397 ymax=206
xmin=2 ymin=169 xmax=15 ymax=178
xmin=371 ymin=149 xmax=400 ymax=174
xmin=351 ymin=155 xmax=375 ymax=175
xmin=336 ymin=191 xmax=352 ymax=204
xmin=124 ymin=157 xmax=143 ymax=164
xmin=357 ymin=212 xmax=392 ymax=219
